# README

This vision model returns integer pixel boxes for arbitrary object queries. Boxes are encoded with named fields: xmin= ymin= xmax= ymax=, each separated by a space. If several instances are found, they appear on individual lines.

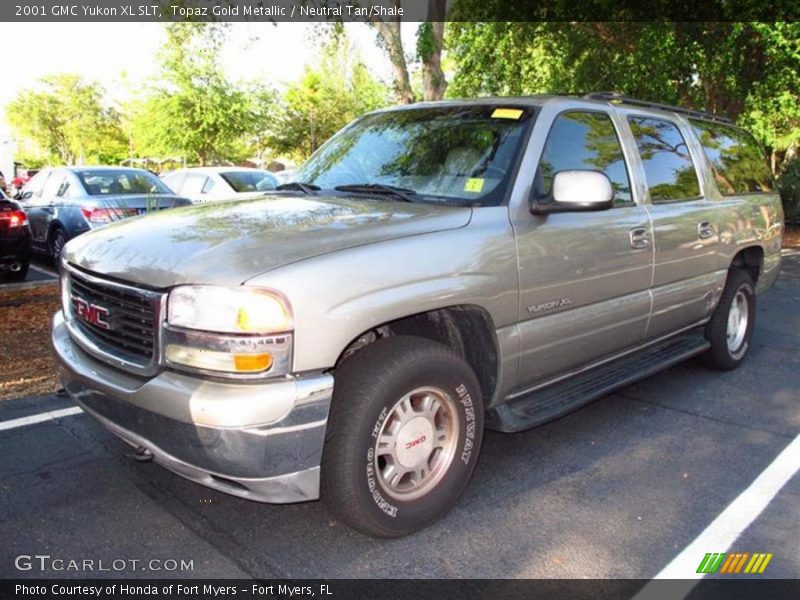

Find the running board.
xmin=486 ymin=335 xmax=711 ymax=433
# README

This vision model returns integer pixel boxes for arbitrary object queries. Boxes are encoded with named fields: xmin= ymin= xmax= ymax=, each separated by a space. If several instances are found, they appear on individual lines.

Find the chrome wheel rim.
xmin=374 ymin=386 xmax=459 ymax=501
xmin=726 ymin=290 xmax=749 ymax=353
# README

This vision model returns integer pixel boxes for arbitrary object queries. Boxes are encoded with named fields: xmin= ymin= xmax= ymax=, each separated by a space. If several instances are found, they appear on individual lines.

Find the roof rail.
xmin=583 ymin=92 xmax=733 ymax=124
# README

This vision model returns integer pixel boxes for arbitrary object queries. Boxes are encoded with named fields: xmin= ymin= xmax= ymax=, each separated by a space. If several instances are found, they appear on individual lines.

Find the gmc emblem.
xmin=74 ymin=297 xmax=111 ymax=330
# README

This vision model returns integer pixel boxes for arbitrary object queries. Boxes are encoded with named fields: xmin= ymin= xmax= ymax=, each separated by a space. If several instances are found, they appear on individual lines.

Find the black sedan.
xmin=0 ymin=191 xmax=32 ymax=282
xmin=19 ymin=166 xmax=191 ymax=260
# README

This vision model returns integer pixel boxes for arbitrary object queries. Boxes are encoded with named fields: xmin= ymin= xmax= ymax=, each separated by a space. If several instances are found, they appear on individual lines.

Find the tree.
xmin=132 ymin=23 xmax=276 ymax=164
xmin=271 ymin=34 xmax=389 ymax=159
xmin=6 ymin=74 xmax=126 ymax=165
xmin=446 ymin=21 xmax=800 ymax=173
xmin=321 ymin=0 xmax=448 ymax=103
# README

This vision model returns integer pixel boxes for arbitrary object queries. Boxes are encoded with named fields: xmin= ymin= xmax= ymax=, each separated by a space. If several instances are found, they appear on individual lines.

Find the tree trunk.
xmin=421 ymin=0 xmax=447 ymax=101
xmin=372 ymin=13 xmax=415 ymax=104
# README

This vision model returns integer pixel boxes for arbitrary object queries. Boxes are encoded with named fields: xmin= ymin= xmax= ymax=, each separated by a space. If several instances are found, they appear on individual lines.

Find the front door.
xmin=512 ymin=109 xmax=653 ymax=390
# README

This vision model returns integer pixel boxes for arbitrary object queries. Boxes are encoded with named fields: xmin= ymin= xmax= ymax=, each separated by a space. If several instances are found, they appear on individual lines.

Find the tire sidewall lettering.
xmin=455 ymin=383 xmax=476 ymax=465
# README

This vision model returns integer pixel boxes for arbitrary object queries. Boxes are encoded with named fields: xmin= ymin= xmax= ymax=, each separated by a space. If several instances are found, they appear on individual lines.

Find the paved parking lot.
xmin=1 ymin=254 xmax=798 ymax=580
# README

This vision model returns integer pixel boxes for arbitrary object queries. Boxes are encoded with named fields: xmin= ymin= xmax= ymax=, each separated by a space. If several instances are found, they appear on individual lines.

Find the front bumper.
xmin=52 ymin=311 xmax=334 ymax=503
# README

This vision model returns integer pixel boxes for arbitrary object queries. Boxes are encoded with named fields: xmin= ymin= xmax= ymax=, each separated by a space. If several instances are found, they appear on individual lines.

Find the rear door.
xmin=22 ymin=169 xmax=54 ymax=246
xmin=621 ymin=113 xmax=723 ymax=339
xmin=512 ymin=106 xmax=654 ymax=388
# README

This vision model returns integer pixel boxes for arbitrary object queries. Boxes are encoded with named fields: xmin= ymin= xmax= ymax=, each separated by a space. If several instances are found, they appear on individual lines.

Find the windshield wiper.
xmin=275 ymin=182 xmax=320 ymax=195
xmin=334 ymin=183 xmax=419 ymax=203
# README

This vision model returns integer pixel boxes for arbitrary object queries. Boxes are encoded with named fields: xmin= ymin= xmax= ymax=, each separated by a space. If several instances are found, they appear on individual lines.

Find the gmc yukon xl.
xmin=52 ymin=94 xmax=783 ymax=537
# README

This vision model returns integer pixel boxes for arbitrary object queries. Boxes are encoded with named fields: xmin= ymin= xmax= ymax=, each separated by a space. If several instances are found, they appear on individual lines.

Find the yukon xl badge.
xmin=527 ymin=298 xmax=573 ymax=314
xmin=74 ymin=297 xmax=112 ymax=330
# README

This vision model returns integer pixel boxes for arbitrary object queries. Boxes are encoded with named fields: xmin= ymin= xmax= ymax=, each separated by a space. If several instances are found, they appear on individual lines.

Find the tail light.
xmin=80 ymin=207 xmax=139 ymax=224
xmin=0 ymin=210 xmax=28 ymax=229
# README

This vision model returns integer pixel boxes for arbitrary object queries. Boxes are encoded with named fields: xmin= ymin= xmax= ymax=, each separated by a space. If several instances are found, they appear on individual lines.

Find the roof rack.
xmin=583 ymin=92 xmax=733 ymax=124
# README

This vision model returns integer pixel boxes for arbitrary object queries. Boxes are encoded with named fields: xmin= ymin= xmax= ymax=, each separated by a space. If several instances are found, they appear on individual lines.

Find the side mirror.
xmin=530 ymin=170 xmax=614 ymax=214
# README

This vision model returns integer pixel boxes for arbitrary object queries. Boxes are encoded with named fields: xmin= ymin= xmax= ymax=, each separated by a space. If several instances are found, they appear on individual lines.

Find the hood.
xmin=64 ymin=194 xmax=472 ymax=288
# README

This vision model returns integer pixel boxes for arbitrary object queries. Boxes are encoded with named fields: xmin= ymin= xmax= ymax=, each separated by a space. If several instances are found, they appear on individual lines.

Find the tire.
xmin=49 ymin=228 xmax=67 ymax=262
xmin=321 ymin=335 xmax=484 ymax=538
xmin=703 ymin=269 xmax=756 ymax=371
xmin=6 ymin=262 xmax=29 ymax=282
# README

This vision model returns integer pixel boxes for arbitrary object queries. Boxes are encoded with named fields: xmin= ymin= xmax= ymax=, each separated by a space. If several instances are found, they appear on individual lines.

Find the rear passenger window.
xmin=690 ymin=120 xmax=774 ymax=195
xmin=535 ymin=111 xmax=633 ymax=206
xmin=628 ymin=117 xmax=701 ymax=202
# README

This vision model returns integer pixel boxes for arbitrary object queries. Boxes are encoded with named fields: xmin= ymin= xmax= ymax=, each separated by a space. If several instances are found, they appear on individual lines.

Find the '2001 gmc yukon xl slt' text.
xmin=52 ymin=94 xmax=783 ymax=537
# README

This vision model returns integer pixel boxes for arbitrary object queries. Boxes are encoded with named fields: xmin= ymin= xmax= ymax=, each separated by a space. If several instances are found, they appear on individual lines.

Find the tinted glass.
xmin=629 ymin=117 xmax=701 ymax=202
xmin=220 ymin=170 xmax=278 ymax=193
xmin=295 ymin=106 xmax=535 ymax=206
xmin=535 ymin=111 xmax=632 ymax=206
xmin=690 ymin=120 xmax=774 ymax=195
xmin=76 ymin=169 xmax=172 ymax=196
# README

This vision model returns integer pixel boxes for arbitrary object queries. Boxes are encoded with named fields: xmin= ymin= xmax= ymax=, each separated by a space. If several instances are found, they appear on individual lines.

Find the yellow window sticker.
xmin=464 ymin=178 xmax=485 ymax=193
xmin=491 ymin=108 xmax=523 ymax=120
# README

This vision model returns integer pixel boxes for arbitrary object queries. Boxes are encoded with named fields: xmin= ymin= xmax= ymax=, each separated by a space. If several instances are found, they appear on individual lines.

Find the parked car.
xmin=0 ymin=190 xmax=32 ymax=282
xmin=52 ymin=95 xmax=782 ymax=537
xmin=273 ymin=168 xmax=298 ymax=184
xmin=19 ymin=166 xmax=191 ymax=260
xmin=161 ymin=167 xmax=279 ymax=203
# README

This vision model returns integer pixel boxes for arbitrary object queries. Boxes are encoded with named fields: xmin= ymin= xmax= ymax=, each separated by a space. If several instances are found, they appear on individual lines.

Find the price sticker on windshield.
xmin=464 ymin=178 xmax=485 ymax=193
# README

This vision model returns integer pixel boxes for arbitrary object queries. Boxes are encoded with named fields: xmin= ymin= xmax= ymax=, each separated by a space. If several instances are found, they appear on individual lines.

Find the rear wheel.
xmin=49 ymin=228 xmax=67 ymax=262
xmin=704 ymin=269 xmax=756 ymax=371
xmin=321 ymin=336 xmax=484 ymax=538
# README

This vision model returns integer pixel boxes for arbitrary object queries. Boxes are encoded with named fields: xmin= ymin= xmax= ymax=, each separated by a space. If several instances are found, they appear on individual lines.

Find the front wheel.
xmin=703 ymin=269 xmax=756 ymax=371
xmin=321 ymin=336 xmax=484 ymax=538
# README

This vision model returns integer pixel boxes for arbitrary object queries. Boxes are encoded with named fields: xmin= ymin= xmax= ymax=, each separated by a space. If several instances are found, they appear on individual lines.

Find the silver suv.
xmin=52 ymin=94 xmax=783 ymax=537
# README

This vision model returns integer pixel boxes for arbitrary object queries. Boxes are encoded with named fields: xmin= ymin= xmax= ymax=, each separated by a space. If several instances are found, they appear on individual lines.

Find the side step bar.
xmin=486 ymin=334 xmax=711 ymax=433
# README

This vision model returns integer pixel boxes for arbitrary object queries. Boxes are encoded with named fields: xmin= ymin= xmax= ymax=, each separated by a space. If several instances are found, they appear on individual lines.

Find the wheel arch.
xmin=729 ymin=245 xmax=764 ymax=285
xmin=335 ymin=304 xmax=501 ymax=407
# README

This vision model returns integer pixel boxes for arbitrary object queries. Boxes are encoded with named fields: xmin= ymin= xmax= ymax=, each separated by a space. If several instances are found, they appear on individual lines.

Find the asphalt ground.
xmin=0 ymin=254 xmax=797 ymax=581
xmin=0 ymin=255 xmax=57 ymax=288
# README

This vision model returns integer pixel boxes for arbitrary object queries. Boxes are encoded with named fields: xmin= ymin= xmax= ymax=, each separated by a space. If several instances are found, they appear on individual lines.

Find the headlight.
xmin=168 ymin=285 xmax=292 ymax=334
xmin=165 ymin=286 xmax=293 ymax=377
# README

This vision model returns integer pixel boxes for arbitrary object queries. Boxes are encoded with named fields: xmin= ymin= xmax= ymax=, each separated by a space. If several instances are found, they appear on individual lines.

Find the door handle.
xmin=697 ymin=221 xmax=715 ymax=239
xmin=629 ymin=227 xmax=650 ymax=249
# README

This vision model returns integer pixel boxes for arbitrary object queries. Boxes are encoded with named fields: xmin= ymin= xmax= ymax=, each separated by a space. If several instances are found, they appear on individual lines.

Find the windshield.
xmin=294 ymin=105 xmax=535 ymax=206
xmin=77 ymin=169 xmax=172 ymax=196
xmin=221 ymin=170 xmax=278 ymax=192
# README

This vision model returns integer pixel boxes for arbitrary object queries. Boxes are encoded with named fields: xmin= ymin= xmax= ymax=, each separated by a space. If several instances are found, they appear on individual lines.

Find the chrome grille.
xmin=67 ymin=267 xmax=160 ymax=366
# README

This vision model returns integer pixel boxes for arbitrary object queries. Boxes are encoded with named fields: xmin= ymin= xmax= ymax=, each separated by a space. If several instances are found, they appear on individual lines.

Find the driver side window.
xmin=535 ymin=111 xmax=633 ymax=207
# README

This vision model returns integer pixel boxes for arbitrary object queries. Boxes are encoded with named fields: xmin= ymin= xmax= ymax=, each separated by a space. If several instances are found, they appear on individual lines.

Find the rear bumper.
xmin=52 ymin=311 xmax=334 ymax=503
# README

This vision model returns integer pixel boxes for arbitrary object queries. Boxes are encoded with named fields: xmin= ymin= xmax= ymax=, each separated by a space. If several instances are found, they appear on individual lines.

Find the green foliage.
xmin=270 ymin=34 xmax=390 ymax=160
xmin=446 ymin=21 xmax=800 ymax=175
xmin=130 ymin=23 xmax=276 ymax=165
xmin=6 ymin=74 xmax=126 ymax=165
xmin=778 ymin=157 xmax=800 ymax=224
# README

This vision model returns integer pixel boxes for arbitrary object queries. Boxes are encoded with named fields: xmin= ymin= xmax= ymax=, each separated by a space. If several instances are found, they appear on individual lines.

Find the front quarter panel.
xmin=245 ymin=206 xmax=519 ymax=383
